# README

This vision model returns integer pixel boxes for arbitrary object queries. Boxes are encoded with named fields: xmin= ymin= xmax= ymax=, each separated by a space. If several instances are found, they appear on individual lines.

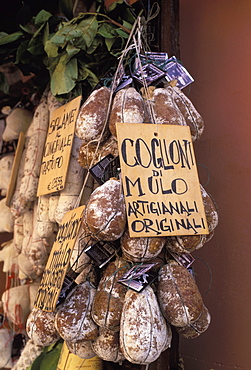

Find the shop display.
xmin=0 ymin=1 xmax=219 ymax=369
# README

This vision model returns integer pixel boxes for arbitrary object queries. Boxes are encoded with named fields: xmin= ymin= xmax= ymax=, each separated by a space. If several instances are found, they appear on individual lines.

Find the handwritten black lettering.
xmin=47 ymin=176 xmax=63 ymax=192
xmin=124 ymin=176 xmax=146 ymax=197
xmin=44 ymin=134 xmax=73 ymax=157
xmin=121 ymin=137 xmax=194 ymax=170
xmin=127 ymin=200 xmax=199 ymax=218
xmin=135 ymin=138 xmax=152 ymax=168
xmin=41 ymin=155 xmax=63 ymax=176
xmin=131 ymin=216 xmax=205 ymax=236
xmin=48 ymin=109 xmax=77 ymax=135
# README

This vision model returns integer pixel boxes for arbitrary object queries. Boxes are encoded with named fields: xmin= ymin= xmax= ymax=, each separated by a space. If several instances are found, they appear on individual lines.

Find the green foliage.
xmin=50 ymin=54 xmax=78 ymax=95
xmin=27 ymin=340 xmax=63 ymax=370
xmin=34 ymin=10 xmax=53 ymax=28
xmin=0 ymin=31 xmax=24 ymax=46
xmin=107 ymin=0 xmax=124 ymax=12
xmin=0 ymin=1 xmax=137 ymax=99
xmin=48 ymin=16 xmax=99 ymax=51
xmin=42 ymin=9 xmax=134 ymax=98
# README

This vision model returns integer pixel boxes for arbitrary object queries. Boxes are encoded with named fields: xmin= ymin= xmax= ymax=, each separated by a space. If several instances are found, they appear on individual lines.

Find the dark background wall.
xmin=179 ymin=1 xmax=251 ymax=369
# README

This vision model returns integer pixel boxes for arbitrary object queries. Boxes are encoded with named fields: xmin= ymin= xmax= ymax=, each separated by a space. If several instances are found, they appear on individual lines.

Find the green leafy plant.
xmin=43 ymin=11 xmax=133 ymax=97
xmin=27 ymin=340 xmax=63 ymax=370
xmin=0 ymin=0 xmax=137 ymax=100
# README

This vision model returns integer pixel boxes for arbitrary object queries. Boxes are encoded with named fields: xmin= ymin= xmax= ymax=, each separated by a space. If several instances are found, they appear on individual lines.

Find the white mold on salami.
xmin=152 ymin=88 xmax=186 ymax=126
xmin=66 ymin=339 xmax=96 ymax=359
xmin=76 ymin=87 xmax=111 ymax=144
xmin=91 ymin=258 xmax=128 ymax=331
xmin=26 ymin=307 xmax=60 ymax=346
xmin=13 ymin=215 xmax=24 ymax=254
xmin=55 ymin=281 xmax=98 ymax=342
xmin=120 ymin=285 xmax=172 ymax=364
xmin=17 ymin=88 xmax=49 ymax=213
xmin=84 ymin=178 xmax=126 ymax=241
xmin=200 ymin=184 xmax=219 ymax=232
xmin=36 ymin=194 xmax=55 ymax=238
xmin=54 ymin=136 xmax=85 ymax=224
xmin=92 ymin=327 xmax=125 ymax=363
xmin=177 ymin=305 xmax=211 ymax=339
xmin=157 ymin=260 xmax=204 ymax=327
xmin=169 ymin=85 xmax=205 ymax=141
xmin=121 ymin=230 xmax=165 ymax=262
xmin=108 ymin=87 xmax=145 ymax=137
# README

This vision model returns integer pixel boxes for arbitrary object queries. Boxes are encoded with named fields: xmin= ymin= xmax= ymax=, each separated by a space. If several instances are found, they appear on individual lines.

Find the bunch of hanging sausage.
xmin=3 ymin=82 xmax=218 ymax=368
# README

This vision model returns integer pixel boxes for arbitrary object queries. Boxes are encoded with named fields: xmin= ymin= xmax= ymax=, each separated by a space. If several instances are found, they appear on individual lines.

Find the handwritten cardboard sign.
xmin=116 ymin=123 xmax=208 ymax=237
xmin=34 ymin=205 xmax=85 ymax=312
xmin=37 ymin=95 xmax=82 ymax=196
